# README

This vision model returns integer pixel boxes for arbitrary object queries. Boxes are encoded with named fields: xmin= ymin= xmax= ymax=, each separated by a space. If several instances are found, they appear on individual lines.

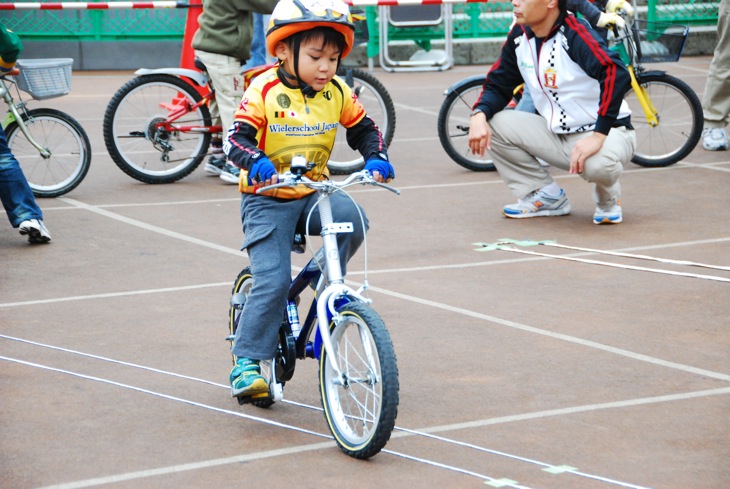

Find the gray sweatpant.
xmin=232 ymin=191 xmax=368 ymax=360
xmin=701 ymin=0 xmax=730 ymax=128
xmin=489 ymin=110 xmax=636 ymax=208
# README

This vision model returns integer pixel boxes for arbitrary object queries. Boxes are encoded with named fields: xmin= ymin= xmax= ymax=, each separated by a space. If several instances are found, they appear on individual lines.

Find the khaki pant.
xmin=193 ymin=50 xmax=245 ymax=135
xmin=702 ymin=0 xmax=730 ymax=128
xmin=489 ymin=110 xmax=636 ymax=208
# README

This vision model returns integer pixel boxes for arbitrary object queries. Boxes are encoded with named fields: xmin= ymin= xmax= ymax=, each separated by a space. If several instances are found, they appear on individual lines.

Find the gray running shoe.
xmin=503 ymin=189 xmax=572 ymax=218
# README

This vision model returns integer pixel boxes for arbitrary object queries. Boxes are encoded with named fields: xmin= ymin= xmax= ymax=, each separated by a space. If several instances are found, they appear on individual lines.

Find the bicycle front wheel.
xmin=327 ymin=67 xmax=396 ymax=175
xmin=6 ymin=108 xmax=91 ymax=198
xmin=625 ymin=72 xmax=703 ymax=167
xmin=320 ymin=302 xmax=399 ymax=459
xmin=437 ymin=77 xmax=495 ymax=172
xmin=103 ymin=74 xmax=212 ymax=184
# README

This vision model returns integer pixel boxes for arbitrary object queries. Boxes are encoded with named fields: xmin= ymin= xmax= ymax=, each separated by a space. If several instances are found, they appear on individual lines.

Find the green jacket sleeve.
xmin=0 ymin=21 xmax=23 ymax=73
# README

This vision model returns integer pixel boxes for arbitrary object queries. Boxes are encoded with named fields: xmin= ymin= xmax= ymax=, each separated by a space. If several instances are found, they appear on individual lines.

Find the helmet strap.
xmin=292 ymin=42 xmax=317 ymax=98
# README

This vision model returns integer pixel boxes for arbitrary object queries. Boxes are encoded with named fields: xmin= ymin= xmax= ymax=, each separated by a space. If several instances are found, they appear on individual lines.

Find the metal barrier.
xmin=1 ymin=0 xmax=720 ymax=70
xmin=5 ymin=1 xmax=719 ymax=42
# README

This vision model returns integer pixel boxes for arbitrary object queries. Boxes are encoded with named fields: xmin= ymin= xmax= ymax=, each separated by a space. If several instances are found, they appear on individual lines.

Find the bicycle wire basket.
xmin=13 ymin=58 xmax=73 ymax=100
xmin=632 ymin=19 xmax=689 ymax=63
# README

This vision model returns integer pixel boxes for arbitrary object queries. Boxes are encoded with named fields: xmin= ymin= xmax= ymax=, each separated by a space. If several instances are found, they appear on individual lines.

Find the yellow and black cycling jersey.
xmin=226 ymin=65 xmax=388 ymax=199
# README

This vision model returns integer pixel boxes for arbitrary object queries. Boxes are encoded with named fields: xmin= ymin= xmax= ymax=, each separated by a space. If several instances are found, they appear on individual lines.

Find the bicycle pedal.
xmin=235 ymin=391 xmax=271 ymax=405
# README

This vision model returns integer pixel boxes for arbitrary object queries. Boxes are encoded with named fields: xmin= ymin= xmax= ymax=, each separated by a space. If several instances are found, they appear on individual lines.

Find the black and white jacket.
xmin=474 ymin=11 xmax=632 ymax=135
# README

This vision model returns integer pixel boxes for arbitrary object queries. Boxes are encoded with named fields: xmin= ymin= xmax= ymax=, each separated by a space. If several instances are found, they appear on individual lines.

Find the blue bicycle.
xmin=227 ymin=159 xmax=400 ymax=459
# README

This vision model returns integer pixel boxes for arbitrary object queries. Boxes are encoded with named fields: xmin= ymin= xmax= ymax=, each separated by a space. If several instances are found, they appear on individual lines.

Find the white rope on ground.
xmin=0 ymin=355 xmax=515 ymax=489
xmin=496 ymin=238 xmax=730 ymax=271
xmin=1 ymin=335 xmax=685 ymax=489
xmin=476 ymin=243 xmax=730 ymax=283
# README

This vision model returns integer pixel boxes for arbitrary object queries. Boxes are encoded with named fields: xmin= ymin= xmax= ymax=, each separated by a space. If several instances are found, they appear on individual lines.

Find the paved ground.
xmin=1 ymin=56 xmax=729 ymax=489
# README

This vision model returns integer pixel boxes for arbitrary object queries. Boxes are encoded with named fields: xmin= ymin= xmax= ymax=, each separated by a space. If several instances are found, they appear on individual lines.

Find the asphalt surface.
xmin=1 ymin=55 xmax=729 ymax=489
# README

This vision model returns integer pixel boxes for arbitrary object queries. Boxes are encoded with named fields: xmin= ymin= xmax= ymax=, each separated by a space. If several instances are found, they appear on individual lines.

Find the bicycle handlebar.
xmin=256 ymin=169 xmax=400 ymax=196
xmin=0 ymin=68 xmax=20 ymax=77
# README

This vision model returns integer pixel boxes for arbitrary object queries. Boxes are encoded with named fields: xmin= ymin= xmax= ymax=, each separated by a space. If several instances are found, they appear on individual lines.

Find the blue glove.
xmin=248 ymin=155 xmax=276 ymax=184
xmin=364 ymin=157 xmax=395 ymax=181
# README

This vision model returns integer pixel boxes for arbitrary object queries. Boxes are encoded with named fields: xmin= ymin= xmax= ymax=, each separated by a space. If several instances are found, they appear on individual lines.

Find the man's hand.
xmin=606 ymin=0 xmax=634 ymax=15
xmin=468 ymin=112 xmax=492 ymax=157
xmin=597 ymin=12 xmax=625 ymax=29
xmin=570 ymin=133 xmax=606 ymax=174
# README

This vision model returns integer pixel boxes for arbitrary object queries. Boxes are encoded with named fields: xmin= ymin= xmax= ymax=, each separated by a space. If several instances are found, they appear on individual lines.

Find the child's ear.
xmin=274 ymin=41 xmax=289 ymax=61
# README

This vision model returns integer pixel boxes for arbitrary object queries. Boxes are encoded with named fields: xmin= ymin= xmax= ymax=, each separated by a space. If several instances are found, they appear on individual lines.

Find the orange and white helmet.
xmin=266 ymin=0 xmax=356 ymax=58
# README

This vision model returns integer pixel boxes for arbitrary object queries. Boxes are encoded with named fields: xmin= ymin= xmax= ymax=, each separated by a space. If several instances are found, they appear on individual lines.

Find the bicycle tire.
xmin=327 ymin=67 xmax=396 ymax=175
xmin=319 ymin=302 xmax=399 ymax=459
xmin=103 ymin=74 xmax=212 ymax=184
xmin=625 ymin=72 xmax=703 ymax=167
xmin=437 ymin=77 xmax=496 ymax=172
xmin=6 ymin=108 xmax=91 ymax=198
xmin=228 ymin=267 xmax=297 ymax=409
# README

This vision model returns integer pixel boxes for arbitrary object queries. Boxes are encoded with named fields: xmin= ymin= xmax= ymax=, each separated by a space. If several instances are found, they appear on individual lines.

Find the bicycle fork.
xmin=628 ymin=66 xmax=659 ymax=127
xmin=1 ymin=86 xmax=51 ymax=158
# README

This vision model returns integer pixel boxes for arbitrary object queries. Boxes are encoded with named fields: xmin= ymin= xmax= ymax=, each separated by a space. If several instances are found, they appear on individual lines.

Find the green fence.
xmin=362 ymin=0 xmax=719 ymax=58
xmin=3 ymin=1 xmax=187 ymax=41
xmin=3 ymin=0 xmax=720 ymax=44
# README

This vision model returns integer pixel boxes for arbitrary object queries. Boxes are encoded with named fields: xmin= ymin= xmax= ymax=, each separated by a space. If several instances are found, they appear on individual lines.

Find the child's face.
xmin=277 ymin=35 xmax=341 ymax=93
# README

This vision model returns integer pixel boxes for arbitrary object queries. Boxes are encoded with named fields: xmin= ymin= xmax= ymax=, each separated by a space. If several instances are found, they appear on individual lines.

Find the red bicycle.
xmin=103 ymin=60 xmax=395 ymax=184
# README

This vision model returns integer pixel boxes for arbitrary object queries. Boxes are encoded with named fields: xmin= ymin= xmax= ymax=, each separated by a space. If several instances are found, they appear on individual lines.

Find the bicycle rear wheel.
xmin=320 ymin=302 xmax=398 ymax=459
xmin=437 ymin=76 xmax=495 ymax=172
xmin=6 ymin=108 xmax=91 ymax=198
xmin=103 ymin=74 xmax=212 ymax=184
xmin=625 ymin=72 xmax=702 ymax=167
xmin=327 ymin=67 xmax=396 ymax=175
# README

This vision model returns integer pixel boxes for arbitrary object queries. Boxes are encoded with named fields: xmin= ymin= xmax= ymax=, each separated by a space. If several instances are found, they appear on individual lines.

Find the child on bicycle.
xmin=223 ymin=0 xmax=394 ymax=401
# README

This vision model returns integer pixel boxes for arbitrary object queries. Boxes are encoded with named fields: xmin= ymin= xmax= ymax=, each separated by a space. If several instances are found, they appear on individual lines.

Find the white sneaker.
xmin=19 ymin=219 xmax=52 ymax=243
xmin=593 ymin=203 xmax=622 ymax=224
xmin=702 ymin=127 xmax=728 ymax=151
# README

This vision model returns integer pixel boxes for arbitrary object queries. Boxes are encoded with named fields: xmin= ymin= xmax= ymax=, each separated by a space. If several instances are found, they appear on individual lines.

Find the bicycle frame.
xmin=133 ymin=67 xmax=224 ymax=136
xmin=133 ymin=64 xmax=274 ymax=140
xmin=610 ymin=16 xmax=660 ymax=127
xmin=0 ymin=77 xmax=50 ymax=157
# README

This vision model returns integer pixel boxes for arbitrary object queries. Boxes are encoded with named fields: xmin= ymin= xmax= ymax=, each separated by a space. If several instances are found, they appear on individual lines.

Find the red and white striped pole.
xmin=0 ymin=1 xmax=187 ymax=9
xmin=0 ymin=0 xmax=490 ymax=68
xmin=0 ymin=0 xmax=488 ymax=9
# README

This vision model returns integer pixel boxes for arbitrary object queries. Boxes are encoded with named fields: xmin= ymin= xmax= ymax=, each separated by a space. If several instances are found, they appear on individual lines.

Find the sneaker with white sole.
xmin=230 ymin=357 xmax=269 ymax=399
xmin=220 ymin=163 xmax=240 ymax=184
xmin=19 ymin=219 xmax=52 ymax=243
xmin=205 ymin=155 xmax=226 ymax=175
xmin=702 ymin=127 xmax=729 ymax=151
xmin=593 ymin=203 xmax=622 ymax=224
xmin=503 ymin=188 xmax=572 ymax=218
